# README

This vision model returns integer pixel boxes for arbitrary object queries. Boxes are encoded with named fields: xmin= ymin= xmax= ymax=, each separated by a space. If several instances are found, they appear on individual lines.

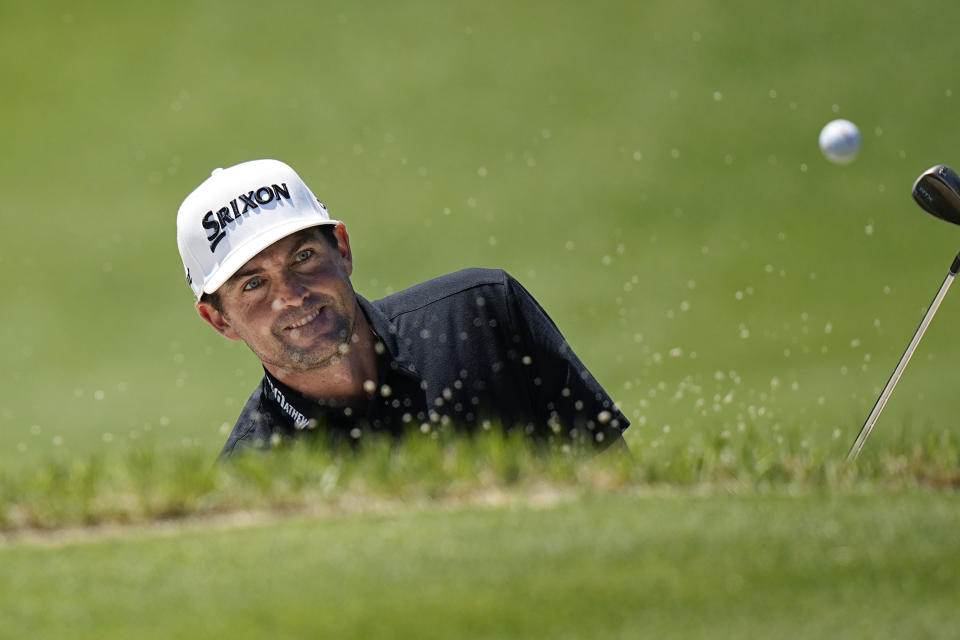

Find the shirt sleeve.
xmin=501 ymin=272 xmax=629 ymax=450
xmin=218 ymin=379 xmax=284 ymax=459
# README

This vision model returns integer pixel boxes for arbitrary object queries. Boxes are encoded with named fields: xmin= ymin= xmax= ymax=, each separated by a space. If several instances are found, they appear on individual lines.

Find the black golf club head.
xmin=913 ymin=164 xmax=960 ymax=225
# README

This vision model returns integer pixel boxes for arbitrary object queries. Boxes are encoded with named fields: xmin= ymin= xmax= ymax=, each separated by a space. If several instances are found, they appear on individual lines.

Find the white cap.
xmin=176 ymin=159 xmax=338 ymax=299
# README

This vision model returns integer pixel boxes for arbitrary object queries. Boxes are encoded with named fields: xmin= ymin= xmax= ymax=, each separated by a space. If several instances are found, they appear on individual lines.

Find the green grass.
xmin=1 ymin=429 xmax=957 ymax=532
xmin=3 ymin=487 xmax=959 ymax=639
xmin=2 ymin=434 xmax=958 ymax=638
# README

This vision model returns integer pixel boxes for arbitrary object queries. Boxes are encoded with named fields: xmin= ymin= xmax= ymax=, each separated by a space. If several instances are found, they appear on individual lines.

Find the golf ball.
xmin=819 ymin=119 xmax=861 ymax=165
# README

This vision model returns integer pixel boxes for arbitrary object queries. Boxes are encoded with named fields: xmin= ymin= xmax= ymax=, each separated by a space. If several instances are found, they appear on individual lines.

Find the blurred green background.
xmin=3 ymin=0 xmax=960 ymax=463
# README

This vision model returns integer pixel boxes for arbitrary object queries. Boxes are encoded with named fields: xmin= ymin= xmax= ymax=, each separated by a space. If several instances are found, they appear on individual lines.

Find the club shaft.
xmin=847 ymin=256 xmax=960 ymax=460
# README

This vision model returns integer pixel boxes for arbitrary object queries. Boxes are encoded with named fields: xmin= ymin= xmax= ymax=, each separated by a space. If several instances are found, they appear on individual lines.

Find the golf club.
xmin=848 ymin=165 xmax=960 ymax=460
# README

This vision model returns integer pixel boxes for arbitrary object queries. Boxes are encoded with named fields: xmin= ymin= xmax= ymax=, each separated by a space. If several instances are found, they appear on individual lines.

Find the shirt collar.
xmin=356 ymin=294 xmax=419 ymax=377
xmin=262 ymin=369 xmax=316 ymax=430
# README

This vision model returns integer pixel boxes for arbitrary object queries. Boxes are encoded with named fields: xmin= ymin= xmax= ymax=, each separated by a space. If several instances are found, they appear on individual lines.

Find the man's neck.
xmin=264 ymin=308 xmax=379 ymax=407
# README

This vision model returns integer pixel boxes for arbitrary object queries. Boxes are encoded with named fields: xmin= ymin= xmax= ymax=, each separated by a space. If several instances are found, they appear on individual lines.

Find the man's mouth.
xmin=285 ymin=307 xmax=322 ymax=331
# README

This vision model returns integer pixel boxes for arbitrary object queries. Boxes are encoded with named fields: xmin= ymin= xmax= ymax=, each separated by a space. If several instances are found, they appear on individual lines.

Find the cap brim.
xmin=201 ymin=219 xmax=340 ymax=296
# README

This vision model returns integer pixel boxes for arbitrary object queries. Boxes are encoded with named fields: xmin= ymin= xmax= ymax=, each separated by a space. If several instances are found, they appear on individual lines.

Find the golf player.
xmin=177 ymin=159 xmax=629 ymax=456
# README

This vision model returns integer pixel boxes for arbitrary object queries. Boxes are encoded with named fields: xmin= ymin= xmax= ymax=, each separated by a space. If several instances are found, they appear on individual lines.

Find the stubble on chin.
xmin=263 ymin=313 xmax=356 ymax=374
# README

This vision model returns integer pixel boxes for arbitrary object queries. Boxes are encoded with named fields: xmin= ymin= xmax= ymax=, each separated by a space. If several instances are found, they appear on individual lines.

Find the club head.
xmin=913 ymin=164 xmax=960 ymax=225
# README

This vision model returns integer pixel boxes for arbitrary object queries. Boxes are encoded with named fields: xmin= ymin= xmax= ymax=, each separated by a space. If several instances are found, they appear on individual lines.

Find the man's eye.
xmin=243 ymin=277 xmax=263 ymax=291
xmin=295 ymin=249 xmax=314 ymax=262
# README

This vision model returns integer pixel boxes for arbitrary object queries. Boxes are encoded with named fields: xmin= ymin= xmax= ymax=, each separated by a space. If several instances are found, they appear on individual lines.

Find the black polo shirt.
xmin=220 ymin=268 xmax=629 ymax=456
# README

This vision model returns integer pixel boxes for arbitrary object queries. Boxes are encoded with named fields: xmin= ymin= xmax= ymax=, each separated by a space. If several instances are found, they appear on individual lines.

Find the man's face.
xmin=196 ymin=224 xmax=359 ymax=372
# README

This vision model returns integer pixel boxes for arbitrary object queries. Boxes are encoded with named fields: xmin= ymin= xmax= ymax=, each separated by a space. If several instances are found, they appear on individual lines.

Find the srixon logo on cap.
xmin=202 ymin=183 xmax=292 ymax=253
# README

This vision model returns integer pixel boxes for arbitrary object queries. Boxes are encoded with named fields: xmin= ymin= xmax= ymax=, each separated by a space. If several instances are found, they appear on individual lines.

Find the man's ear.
xmin=333 ymin=222 xmax=353 ymax=276
xmin=196 ymin=300 xmax=243 ymax=341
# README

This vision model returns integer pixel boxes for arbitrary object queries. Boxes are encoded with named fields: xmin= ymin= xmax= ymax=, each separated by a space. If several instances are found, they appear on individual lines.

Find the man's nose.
xmin=272 ymin=273 xmax=309 ymax=309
